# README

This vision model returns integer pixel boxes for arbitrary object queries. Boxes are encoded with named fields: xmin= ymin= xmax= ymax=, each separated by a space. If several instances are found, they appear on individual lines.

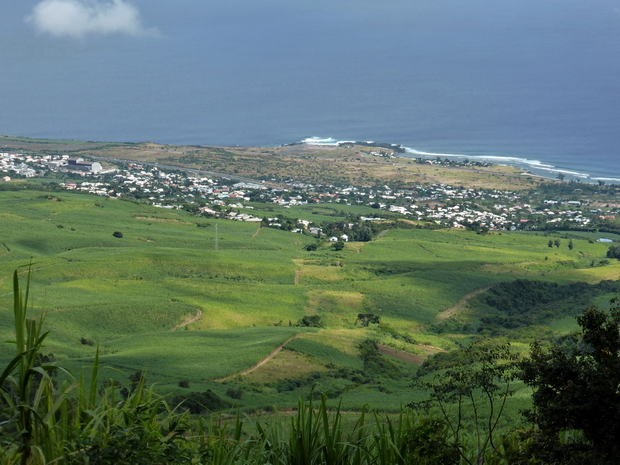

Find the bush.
xmin=226 ymin=387 xmax=243 ymax=399
xmin=171 ymin=390 xmax=231 ymax=414
xmin=296 ymin=315 xmax=323 ymax=328
xmin=112 ymin=231 xmax=123 ymax=238
xmin=332 ymin=240 xmax=345 ymax=251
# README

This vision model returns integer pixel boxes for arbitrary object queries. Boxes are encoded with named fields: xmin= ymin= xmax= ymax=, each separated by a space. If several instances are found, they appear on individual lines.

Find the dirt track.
xmin=435 ymin=287 xmax=490 ymax=321
xmin=215 ymin=335 xmax=298 ymax=381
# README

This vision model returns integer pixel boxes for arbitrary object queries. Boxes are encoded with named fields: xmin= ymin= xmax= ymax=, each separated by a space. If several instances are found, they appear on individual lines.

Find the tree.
xmin=568 ymin=239 xmax=574 ymax=250
xmin=296 ymin=315 xmax=323 ymax=328
xmin=606 ymin=244 xmax=620 ymax=259
xmin=356 ymin=313 xmax=381 ymax=327
xmin=332 ymin=240 xmax=345 ymax=251
xmin=547 ymin=239 xmax=553 ymax=248
xmin=519 ymin=300 xmax=620 ymax=462
xmin=410 ymin=342 xmax=517 ymax=464
xmin=553 ymin=238 xmax=561 ymax=248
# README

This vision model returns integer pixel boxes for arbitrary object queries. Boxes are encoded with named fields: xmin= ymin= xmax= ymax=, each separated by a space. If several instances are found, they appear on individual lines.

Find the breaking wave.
xmin=299 ymin=137 xmax=618 ymax=183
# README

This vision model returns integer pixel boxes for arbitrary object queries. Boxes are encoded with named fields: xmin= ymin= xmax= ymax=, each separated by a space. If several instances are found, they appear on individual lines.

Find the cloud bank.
xmin=27 ymin=0 xmax=155 ymax=38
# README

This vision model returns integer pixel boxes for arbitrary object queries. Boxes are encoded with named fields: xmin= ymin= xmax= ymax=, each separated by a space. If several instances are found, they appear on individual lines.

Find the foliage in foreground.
xmin=519 ymin=299 xmax=620 ymax=464
xmin=410 ymin=342 xmax=519 ymax=465
xmin=5 ymin=268 xmax=620 ymax=464
xmin=0 ymin=269 xmax=474 ymax=464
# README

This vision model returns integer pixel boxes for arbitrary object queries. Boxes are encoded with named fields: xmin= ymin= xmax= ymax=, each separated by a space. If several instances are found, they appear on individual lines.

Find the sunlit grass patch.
xmin=297 ymin=328 xmax=367 ymax=356
xmin=286 ymin=337 xmax=364 ymax=370
xmin=239 ymin=349 xmax=327 ymax=384
xmin=91 ymin=326 xmax=301 ymax=381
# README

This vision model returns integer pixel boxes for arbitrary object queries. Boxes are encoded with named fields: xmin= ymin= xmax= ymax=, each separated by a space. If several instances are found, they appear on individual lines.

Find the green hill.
xmin=1 ymin=189 xmax=619 ymax=409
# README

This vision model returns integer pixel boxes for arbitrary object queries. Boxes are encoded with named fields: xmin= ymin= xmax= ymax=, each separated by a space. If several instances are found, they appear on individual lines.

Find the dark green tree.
xmin=332 ymin=240 xmax=345 ymax=251
xmin=519 ymin=300 xmax=620 ymax=462
xmin=606 ymin=245 xmax=620 ymax=259
xmin=568 ymin=239 xmax=574 ymax=250
xmin=296 ymin=315 xmax=323 ymax=328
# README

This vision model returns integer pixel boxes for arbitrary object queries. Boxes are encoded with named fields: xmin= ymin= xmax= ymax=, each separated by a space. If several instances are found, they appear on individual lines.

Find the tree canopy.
xmin=519 ymin=300 xmax=620 ymax=463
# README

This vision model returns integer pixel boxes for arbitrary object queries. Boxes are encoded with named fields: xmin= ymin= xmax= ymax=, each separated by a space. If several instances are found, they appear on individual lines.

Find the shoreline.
xmin=298 ymin=137 xmax=620 ymax=185
xmin=3 ymin=133 xmax=618 ymax=185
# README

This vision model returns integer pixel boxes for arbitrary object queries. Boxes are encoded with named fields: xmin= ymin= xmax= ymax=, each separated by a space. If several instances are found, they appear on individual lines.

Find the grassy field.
xmin=1 ymin=189 xmax=617 ymax=410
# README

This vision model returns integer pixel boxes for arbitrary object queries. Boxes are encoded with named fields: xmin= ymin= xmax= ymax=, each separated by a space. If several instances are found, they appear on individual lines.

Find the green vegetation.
xmin=432 ymin=279 xmax=620 ymax=337
xmin=3 ymin=177 xmax=620 ymax=462
xmin=519 ymin=301 xmax=620 ymax=464
xmin=1 ymin=188 xmax=619 ymax=412
xmin=6 ymin=269 xmax=620 ymax=463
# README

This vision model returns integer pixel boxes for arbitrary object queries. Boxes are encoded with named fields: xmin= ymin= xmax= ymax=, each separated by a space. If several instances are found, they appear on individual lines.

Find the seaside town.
xmin=2 ymin=150 xmax=618 ymax=238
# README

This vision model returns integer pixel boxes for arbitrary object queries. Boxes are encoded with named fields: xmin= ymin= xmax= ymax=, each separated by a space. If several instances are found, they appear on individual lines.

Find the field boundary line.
xmin=214 ymin=335 xmax=298 ymax=381
xmin=417 ymin=242 xmax=440 ymax=258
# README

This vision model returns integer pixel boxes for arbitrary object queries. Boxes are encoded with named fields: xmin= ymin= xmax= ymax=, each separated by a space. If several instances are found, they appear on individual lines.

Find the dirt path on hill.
xmin=171 ymin=309 xmax=203 ymax=331
xmin=252 ymin=227 xmax=261 ymax=238
xmin=294 ymin=270 xmax=300 ymax=284
xmin=435 ymin=286 xmax=490 ymax=321
xmin=215 ymin=335 xmax=297 ymax=381
xmin=378 ymin=344 xmax=446 ymax=366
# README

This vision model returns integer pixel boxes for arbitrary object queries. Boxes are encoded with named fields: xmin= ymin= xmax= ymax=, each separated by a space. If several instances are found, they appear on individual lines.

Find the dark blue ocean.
xmin=2 ymin=0 xmax=620 ymax=181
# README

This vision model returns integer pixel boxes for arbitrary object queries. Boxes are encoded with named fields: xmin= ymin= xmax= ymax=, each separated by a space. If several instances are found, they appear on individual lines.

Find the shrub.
xmin=296 ymin=315 xmax=323 ymax=328
xmin=332 ymin=240 xmax=345 ymax=251
xmin=171 ymin=390 xmax=231 ymax=414
xmin=226 ymin=387 xmax=243 ymax=399
xmin=112 ymin=231 xmax=123 ymax=238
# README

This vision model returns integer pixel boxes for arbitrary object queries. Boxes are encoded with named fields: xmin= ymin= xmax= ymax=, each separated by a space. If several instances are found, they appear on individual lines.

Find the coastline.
xmin=299 ymin=137 xmax=620 ymax=185
xmin=3 ymin=133 xmax=618 ymax=186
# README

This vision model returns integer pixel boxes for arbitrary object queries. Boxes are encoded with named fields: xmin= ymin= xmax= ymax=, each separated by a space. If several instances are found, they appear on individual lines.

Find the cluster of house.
xmin=2 ymin=151 xmax=615 ymax=233
xmin=1 ymin=152 xmax=39 ymax=178
xmin=1 ymin=152 xmax=104 ymax=178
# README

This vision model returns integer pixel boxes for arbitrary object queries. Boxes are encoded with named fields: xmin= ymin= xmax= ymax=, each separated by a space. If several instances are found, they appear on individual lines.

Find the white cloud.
xmin=27 ymin=0 xmax=155 ymax=38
